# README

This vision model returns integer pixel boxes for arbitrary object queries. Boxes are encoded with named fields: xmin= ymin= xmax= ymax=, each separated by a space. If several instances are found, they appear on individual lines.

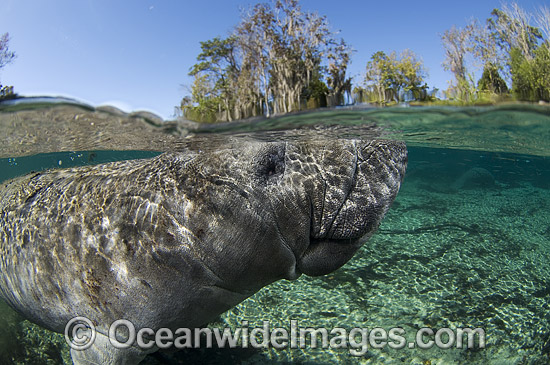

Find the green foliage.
xmin=189 ymin=37 xmax=237 ymax=76
xmin=511 ymin=44 xmax=550 ymax=101
xmin=182 ymin=74 xmax=224 ymax=123
xmin=533 ymin=44 xmax=550 ymax=101
xmin=302 ymin=69 xmax=328 ymax=108
xmin=0 ymin=84 xmax=16 ymax=101
xmin=363 ymin=49 xmax=427 ymax=104
xmin=364 ymin=51 xmax=393 ymax=103
xmin=184 ymin=37 xmax=239 ymax=122
xmin=444 ymin=73 xmax=479 ymax=103
xmin=478 ymin=63 xmax=508 ymax=94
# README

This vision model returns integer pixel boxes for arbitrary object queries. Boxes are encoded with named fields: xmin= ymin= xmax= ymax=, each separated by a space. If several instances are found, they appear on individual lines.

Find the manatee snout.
xmin=296 ymin=140 xmax=407 ymax=276
xmin=331 ymin=140 xmax=408 ymax=239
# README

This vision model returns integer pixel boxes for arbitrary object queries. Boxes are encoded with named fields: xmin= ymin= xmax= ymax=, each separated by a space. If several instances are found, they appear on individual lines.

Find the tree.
xmin=537 ymin=6 xmax=550 ymax=46
xmin=467 ymin=17 xmax=510 ymax=92
xmin=532 ymin=6 xmax=550 ymax=101
xmin=394 ymin=49 xmax=428 ymax=101
xmin=440 ymin=16 xmax=509 ymax=101
xmin=488 ymin=4 xmax=543 ymax=62
xmin=440 ymin=3 xmax=549 ymax=102
xmin=364 ymin=51 xmax=394 ymax=103
xmin=180 ymin=74 xmax=222 ymax=123
xmin=534 ymin=43 xmax=550 ymax=101
xmin=364 ymin=49 xmax=427 ymax=103
xmin=511 ymin=43 xmax=550 ymax=101
xmin=183 ymin=0 xmax=351 ymax=122
xmin=0 ymin=33 xmax=15 ymax=69
xmin=441 ymin=24 xmax=475 ymax=101
xmin=187 ymin=36 xmax=240 ymax=121
xmin=0 ymin=32 xmax=16 ymax=100
xmin=487 ymin=3 xmax=548 ymax=101
xmin=258 ymin=0 xmax=337 ymax=114
xmin=302 ymin=68 xmax=328 ymax=108
xmin=234 ymin=2 xmax=275 ymax=117
xmin=478 ymin=63 xmax=508 ymax=94
xmin=326 ymin=39 xmax=353 ymax=106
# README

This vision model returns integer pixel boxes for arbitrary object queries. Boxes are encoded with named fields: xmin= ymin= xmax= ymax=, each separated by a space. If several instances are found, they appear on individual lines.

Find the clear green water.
xmin=0 ymin=102 xmax=549 ymax=364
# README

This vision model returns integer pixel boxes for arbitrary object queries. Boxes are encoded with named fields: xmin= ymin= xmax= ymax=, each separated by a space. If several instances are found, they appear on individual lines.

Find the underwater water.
xmin=0 ymin=101 xmax=549 ymax=364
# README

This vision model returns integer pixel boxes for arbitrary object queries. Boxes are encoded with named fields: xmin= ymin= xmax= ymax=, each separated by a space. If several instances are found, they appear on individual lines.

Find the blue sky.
xmin=0 ymin=0 xmax=547 ymax=119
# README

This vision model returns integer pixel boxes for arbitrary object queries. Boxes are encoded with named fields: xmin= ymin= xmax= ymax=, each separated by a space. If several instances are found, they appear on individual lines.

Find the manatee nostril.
xmin=256 ymin=144 xmax=286 ymax=183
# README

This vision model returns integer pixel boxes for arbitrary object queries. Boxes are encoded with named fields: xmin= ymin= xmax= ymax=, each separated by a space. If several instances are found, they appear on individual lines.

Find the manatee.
xmin=0 ymin=138 xmax=407 ymax=364
xmin=452 ymin=167 xmax=496 ymax=190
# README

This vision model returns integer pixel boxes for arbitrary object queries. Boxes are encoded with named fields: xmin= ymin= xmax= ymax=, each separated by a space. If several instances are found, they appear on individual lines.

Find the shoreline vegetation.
xmin=0 ymin=1 xmax=549 ymax=122
xmin=179 ymin=0 xmax=550 ymax=123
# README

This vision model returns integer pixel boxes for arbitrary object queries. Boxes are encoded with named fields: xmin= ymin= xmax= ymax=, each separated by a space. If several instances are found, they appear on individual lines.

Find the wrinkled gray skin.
xmin=0 ymin=139 xmax=407 ymax=364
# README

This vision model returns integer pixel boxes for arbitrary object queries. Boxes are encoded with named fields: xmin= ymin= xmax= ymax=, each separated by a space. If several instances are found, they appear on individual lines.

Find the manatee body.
xmin=0 ymin=139 xmax=407 ymax=364
xmin=452 ymin=167 xmax=496 ymax=190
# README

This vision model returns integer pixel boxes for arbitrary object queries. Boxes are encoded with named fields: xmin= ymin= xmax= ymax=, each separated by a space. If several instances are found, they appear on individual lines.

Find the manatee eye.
xmin=256 ymin=144 xmax=285 ymax=183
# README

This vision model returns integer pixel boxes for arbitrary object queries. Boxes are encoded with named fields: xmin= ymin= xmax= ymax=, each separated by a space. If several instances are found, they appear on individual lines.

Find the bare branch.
xmin=0 ymin=33 xmax=16 ymax=70
xmin=536 ymin=5 xmax=550 ymax=44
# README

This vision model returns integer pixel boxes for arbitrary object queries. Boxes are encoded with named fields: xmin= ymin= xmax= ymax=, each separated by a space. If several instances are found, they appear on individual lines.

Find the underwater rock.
xmin=452 ymin=167 xmax=496 ymax=190
xmin=0 ymin=138 xmax=407 ymax=364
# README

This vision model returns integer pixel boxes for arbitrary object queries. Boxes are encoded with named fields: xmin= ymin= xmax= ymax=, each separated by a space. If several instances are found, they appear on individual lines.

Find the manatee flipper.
xmin=70 ymin=332 xmax=153 ymax=365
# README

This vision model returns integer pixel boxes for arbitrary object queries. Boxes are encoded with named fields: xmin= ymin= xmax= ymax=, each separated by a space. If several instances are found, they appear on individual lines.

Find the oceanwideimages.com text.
xmin=66 ymin=317 xmax=486 ymax=356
